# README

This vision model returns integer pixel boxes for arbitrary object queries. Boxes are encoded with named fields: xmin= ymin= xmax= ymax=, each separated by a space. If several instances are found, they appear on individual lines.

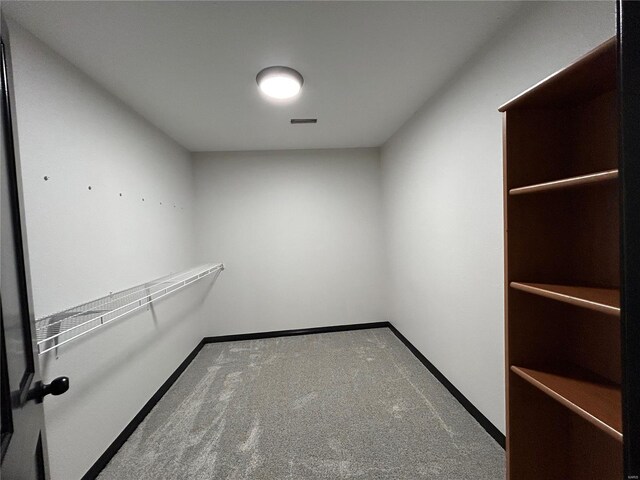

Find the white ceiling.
xmin=4 ymin=1 xmax=522 ymax=152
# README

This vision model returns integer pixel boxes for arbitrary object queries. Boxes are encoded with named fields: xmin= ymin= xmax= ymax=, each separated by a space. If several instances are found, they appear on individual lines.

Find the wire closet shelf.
xmin=35 ymin=263 xmax=224 ymax=355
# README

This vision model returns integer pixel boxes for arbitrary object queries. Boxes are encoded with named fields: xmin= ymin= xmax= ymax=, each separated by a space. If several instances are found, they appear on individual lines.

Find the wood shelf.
xmin=510 ymin=282 xmax=620 ymax=316
xmin=511 ymin=365 xmax=622 ymax=442
xmin=509 ymin=169 xmax=618 ymax=196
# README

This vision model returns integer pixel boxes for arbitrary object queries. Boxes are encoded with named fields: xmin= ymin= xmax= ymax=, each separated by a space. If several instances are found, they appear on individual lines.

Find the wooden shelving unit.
xmin=500 ymin=37 xmax=622 ymax=479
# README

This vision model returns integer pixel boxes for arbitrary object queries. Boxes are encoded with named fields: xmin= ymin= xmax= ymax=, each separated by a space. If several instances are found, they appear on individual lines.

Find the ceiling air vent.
xmin=290 ymin=118 xmax=317 ymax=124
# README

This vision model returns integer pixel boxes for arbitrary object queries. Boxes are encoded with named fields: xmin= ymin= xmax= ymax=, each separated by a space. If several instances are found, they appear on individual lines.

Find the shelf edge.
xmin=510 ymin=365 xmax=623 ymax=442
xmin=510 ymin=282 xmax=620 ymax=316
xmin=509 ymin=169 xmax=618 ymax=195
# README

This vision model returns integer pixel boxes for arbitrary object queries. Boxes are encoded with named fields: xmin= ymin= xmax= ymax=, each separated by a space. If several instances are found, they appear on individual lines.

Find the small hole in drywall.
xmin=88 ymin=186 xmax=92 ymax=190
xmin=142 ymin=198 xmax=145 ymax=201
xmin=43 ymin=176 xmax=49 ymax=181
xmin=119 ymin=193 xmax=123 ymax=197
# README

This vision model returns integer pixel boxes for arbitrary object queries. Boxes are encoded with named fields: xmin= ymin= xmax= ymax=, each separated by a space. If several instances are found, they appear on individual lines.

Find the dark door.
xmin=619 ymin=2 xmax=640 ymax=479
xmin=1 ymin=31 xmax=54 ymax=479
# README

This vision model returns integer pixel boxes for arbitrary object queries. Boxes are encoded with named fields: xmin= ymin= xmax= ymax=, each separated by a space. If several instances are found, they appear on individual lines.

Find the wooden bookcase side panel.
xmin=502 ymin=112 xmax=513 ymax=480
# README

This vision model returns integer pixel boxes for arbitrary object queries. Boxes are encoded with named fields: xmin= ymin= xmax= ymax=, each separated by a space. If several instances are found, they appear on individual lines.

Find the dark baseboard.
xmin=83 ymin=320 xmax=504 ymax=479
xmin=202 ymin=321 xmax=389 ymax=344
xmin=386 ymin=323 xmax=506 ymax=448
xmin=81 ymin=339 xmax=206 ymax=480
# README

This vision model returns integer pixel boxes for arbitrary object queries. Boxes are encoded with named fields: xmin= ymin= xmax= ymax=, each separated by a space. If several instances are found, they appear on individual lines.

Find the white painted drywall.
xmin=380 ymin=1 xmax=616 ymax=434
xmin=6 ymin=21 xmax=214 ymax=480
xmin=193 ymin=149 xmax=385 ymax=335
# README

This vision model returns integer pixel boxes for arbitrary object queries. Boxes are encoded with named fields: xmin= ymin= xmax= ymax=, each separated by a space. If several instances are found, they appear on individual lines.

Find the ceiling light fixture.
xmin=256 ymin=66 xmax=304 ymax=100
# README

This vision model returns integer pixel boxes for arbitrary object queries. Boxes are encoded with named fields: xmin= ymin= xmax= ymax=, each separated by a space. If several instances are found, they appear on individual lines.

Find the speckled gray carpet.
xmin=98 ymin=328 xmax=504 ymax=479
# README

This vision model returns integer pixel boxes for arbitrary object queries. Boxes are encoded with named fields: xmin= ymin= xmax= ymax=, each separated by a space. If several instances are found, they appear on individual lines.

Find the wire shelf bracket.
xmin=35 ymin=263 xmax=224 ymax=355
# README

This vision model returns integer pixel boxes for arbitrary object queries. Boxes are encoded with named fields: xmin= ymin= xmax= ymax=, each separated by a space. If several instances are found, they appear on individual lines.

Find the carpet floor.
xmin=98 ymin=328 xmax=504 ymax=479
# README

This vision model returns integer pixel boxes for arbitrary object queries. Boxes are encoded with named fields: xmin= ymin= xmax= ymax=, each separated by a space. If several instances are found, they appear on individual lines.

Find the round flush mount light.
xmin=256 ymin=66 xmax=304 ymax=100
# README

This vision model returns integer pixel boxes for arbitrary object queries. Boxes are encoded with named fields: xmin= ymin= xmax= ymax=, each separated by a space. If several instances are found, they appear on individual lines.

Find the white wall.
xmin=7 ymin=21 xmax=213 ymax=480
xmin=193 ymin=149 xmax=385 ymax=335
xmin=380 ymin=1 xmax=615 ymax=434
